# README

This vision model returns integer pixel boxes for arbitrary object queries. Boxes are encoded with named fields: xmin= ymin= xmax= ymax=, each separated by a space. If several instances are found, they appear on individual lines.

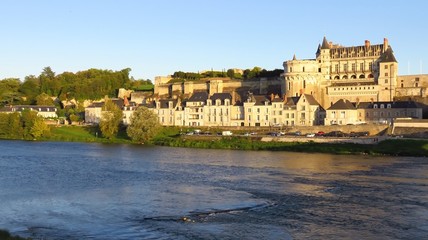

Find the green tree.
xmin=7 ymin=112 xmax=24 ymax=138
xmin=30 ymin=117 xmax=50 ymax=139
xmin=21 ymin=110 xmax=38 ymax=139
xmin=126 ymin=106 xmax=161 ymax=143
xmin=99 ymin=99 xmax=123 ymax=139
xmin=226 ymin=69 xmax=235 ymax=79
xmin=35 ymin=93 xmax=54 ymax=105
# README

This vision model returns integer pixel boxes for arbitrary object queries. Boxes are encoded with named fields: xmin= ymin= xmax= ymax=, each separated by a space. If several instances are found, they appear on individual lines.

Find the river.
xmin=0 ymin=140 xmax=427 ymax=239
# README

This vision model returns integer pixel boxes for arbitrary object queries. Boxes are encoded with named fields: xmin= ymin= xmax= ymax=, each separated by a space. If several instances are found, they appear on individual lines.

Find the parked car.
xmin=306 ymin=133 xmax=315 ymax=138
xmin=325 ymin=131 xmax=347 ymax=137
xmin=315 ymin=131 xmax=325 ymax=137
xmin=294 ymin=131 xmax=302 ymax=136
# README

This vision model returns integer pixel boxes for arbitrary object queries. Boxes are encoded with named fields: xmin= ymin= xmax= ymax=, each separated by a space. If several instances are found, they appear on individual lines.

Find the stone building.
xmin=325 ymin=99 xmax=422 ymax=126
xmin=283 ymin=37 xmax=399 ymax=109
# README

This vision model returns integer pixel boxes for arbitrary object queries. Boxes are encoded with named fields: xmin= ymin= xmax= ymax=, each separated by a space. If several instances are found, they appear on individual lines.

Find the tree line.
xmin=0 ymin=67 xmax=153 ymax=106
xmin=0 ymin=111 xmax=50 ymax=140
xmin=171 ymin=67 xmax=283 ymax=82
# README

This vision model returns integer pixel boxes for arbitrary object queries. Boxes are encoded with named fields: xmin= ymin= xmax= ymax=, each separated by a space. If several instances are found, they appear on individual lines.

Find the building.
xmin=283 ymin=37 xmax=399 ymax=109
xmin=0 ymin=105 xmax=57 ymax=118
xmin=325 ymin=99 xmax=422 ymax=125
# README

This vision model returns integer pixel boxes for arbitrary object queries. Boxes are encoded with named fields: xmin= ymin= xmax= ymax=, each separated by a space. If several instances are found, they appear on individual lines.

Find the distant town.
xmin=1 ymin=37 xmax=428 ymax=140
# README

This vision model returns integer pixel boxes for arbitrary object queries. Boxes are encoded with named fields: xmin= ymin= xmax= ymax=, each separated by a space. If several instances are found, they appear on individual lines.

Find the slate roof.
xmin=302 ymin=94 xmax=320 ymax=105
xmin=0 ymin=105 xmax=57 ymax=112
xmin=321 ymin=36 xmax=330 ymax=49
xmin=357 ymin=101 xmax=418 ymax=109
xmin=378 ymin=46 xmax=397 ymax=63
xmin=328 ymin=99 xmax=356 ymax=110
xmin=188 ymin=92 xmax=208 ymax=102
xmin=158 ymin=99 xmax=178 ymax=108
xmin=210 ymin=93 xmax=232 ymax=105
xmin=284 ymin=97 xmax=299 ymax=106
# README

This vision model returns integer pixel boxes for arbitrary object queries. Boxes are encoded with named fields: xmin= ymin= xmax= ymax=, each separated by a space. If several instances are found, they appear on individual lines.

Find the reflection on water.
xmin=0 ymin=140 xmax=427 ymax=239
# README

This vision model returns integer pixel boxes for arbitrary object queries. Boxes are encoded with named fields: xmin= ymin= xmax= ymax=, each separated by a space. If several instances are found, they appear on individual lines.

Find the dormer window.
xmin=380 ymin=104 xmax=384 ymax=109
xmin=387 ymin=104 xmax=391 ymax=108
xmin=373 ymin=104 xmax=378 ymax=109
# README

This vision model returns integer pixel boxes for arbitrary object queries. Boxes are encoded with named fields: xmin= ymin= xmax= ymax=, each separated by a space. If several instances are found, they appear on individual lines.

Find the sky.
xmin=1 ymin=0 xmax=428 ymax=81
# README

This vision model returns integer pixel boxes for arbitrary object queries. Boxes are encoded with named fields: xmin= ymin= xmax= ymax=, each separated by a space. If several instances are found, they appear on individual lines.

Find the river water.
xmin=0 ymin=140 xmax=427 ymax=239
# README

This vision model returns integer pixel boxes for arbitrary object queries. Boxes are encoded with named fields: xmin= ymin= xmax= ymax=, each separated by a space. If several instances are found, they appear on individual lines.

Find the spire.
xmin=292 ymin=54 xmax=297 ymax=60
xmin=316 ymin=44 xmax=321 ymax=55
xmin=321 ymin=36 xmax=330 ymax=49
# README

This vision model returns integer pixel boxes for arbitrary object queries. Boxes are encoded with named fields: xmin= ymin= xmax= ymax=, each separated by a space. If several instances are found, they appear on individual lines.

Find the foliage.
xmin=0 ymin=112 xmax=50 ymax=140
xmin=0 ymin=78 xmax=22 ymax=106
xmin=99 ymin=99 xmax=123 ymax=139
xmin=35 ymin=93 xmax=54 ymax=105
xmin=126 ymin=106 xmax=161 ymax=143
xmin=30 ymin=117 xmax=50 ymax=139
xmin=69 ymin=114 xmax=80 ymax=124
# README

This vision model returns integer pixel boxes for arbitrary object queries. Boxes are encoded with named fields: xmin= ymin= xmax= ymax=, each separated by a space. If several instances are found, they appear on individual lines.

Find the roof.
xmin=188 ymin=92 xmax=208 ymax=102
xmin=284 ymin=97 xmax=299 ymax=106
xmin=357 ymin=101 xmax=418 ymax=109
xmin=302 ymin=94 xmax=320 ymax=105
xmin=379 ymin=46 xmax=397 ymax=63
xmin=321 ymin=36 xmax=330 ymax=49
xmin=328 ymin=99 xmax=356 ymax=110
xmin=0 ymin=105 xmax=57 ymax=111
xmin=158 ymin=99 xmax=178 ymax=108
xmin=87 ymin=102 xmax=105 ymax=108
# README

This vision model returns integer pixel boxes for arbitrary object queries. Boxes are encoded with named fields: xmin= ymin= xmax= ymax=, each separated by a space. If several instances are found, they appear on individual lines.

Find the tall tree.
xmin=126 ymin=106 xmax=161 ymax=143
xmin=99 ymin=98 xmax=123 ymax=139
xmin=30 ymin=116 xmax=50 ymax=139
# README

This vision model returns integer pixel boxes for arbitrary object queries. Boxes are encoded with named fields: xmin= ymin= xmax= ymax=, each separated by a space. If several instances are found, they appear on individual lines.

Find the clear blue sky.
xmin=1 ymin=0 xmax=427 ymax=81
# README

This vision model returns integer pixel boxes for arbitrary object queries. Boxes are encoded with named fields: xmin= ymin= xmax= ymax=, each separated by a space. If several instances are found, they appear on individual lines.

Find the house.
xmin=204 ymin=93 xmax=232 ymax=126
xmin=0 ymin=105 xmax=58 ymax=118
xmin=325 ymin=99 xmax=358 ymax=125
xmin=325 ymin=99 xmax=423 ymax=125
xmin=185 ymin=92 xmax=208 ymax=126
xmin=243 ymin=93 xmax=271 ymax=127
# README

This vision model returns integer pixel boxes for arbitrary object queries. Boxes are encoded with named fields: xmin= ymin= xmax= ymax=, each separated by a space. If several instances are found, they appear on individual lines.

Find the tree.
xmin=227 ymin=69 xmax=235 ymax=79
xmin=30 ymin=117 xmax=50 ymax=139
xmin=99 ymin=99 xmax=123 ymax=139
xmin=21 ymin=110 xmax=38 ymax=139
xmin=35 ymin=93 xmax=54 ymax=105
xmin=126 ymin=106 xmax=161 ymax=143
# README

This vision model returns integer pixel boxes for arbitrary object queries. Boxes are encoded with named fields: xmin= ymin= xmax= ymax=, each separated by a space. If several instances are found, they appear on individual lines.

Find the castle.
xmin=283 ymin=37 xmax=401 ymax=109
xmin=85 ymin=37 xmax=427 ymax=127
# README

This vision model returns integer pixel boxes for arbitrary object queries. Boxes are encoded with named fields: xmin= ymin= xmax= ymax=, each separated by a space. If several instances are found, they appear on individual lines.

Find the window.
xmin=290 ymin=67 xmax=292 ymax=72
xmin=344 ymin=64 xmax=348 ymax=72
xmin=340 ymin=111 xmax=345 ymax=118
xmin=385 ymin=65 xmax=388 ymax=69
xmin=360 ymin=63 xmax=364 ymax=71
xmin=334 ymin=64 xmax=339 ymax=72
xmin=385 ymin=79 xmax=388 ymax=84
xmin=385 ymin=72 xmax=388 ymax=77
xmin=303 ymin=67 xmax=305 ymax=72
xmin=374 ymin=104 xmax=378 ymax=109
xmin=352 ymin=63 xmax=356 ymax=71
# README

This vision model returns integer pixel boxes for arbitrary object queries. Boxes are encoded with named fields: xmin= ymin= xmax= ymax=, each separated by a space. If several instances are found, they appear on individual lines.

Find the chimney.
xmin=329 ymin=41 xmax=333 ymax=48
xmin=270 ymin=93 xmax=274 ymax=101
xmin=365 ymin=40 xmax=370 ymax=48
xmin=383 ymin=38 xmax=389 ymax=51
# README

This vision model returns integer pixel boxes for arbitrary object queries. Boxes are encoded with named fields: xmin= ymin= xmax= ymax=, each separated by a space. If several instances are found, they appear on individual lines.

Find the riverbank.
xmin=1 ymin=125 xmax=427 ymax=157
xmin=152 ymin=134 xmax=428 ymax=157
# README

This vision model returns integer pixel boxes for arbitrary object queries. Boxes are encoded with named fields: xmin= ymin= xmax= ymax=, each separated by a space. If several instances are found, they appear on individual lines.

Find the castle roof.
xmin=321 ymin=36 xmax=330 ymax=49
xmin=378 ymin=46 xmax=397 ymax=63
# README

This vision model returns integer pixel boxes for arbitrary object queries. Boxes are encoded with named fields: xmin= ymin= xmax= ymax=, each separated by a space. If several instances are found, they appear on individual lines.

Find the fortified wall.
xmin=154 ymin=77 xmax=283 ymax=98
